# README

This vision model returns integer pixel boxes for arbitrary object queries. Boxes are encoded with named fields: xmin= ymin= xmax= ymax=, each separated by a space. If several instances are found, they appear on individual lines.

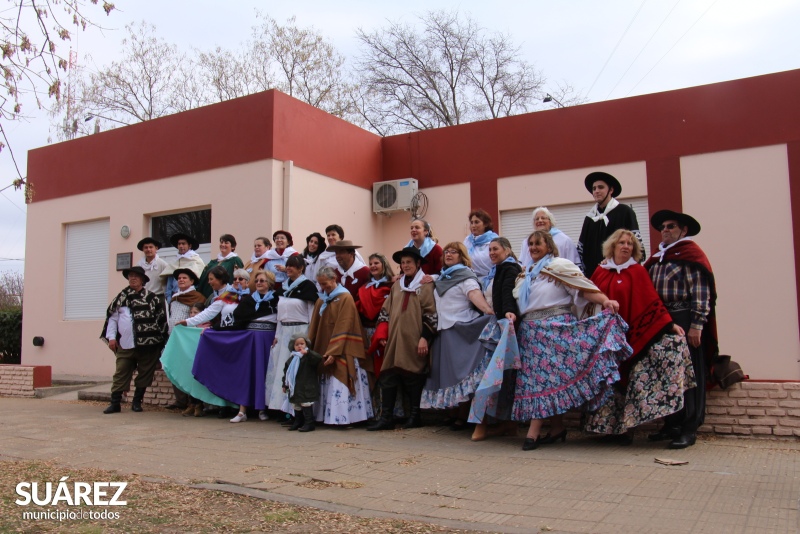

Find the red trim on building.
xmin=645 ymin=158 xmax=683 ymax=253
xmin=787 ymin=141 xmax=800 ymax=333
xmin=28 ymin=91 xmax=382 ymax=202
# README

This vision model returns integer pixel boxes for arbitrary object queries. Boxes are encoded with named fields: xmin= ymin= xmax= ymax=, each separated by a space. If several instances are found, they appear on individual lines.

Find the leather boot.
xmin=289 ymin=409 xmax=305 ymax=431
xmin=103 ymin=391 xmax=122 ymax=414
xmin=181 ymin=405 xmax=195 ymax=417
xmin=131 ymin=387 xmax=146 ymax=413
xmin=298 ymin=406 xmax=316 ymax=432
xmin=367 ymin=384 xmax=397 ymax=431
xmin=402 ymin=376 xmax=424 ymax=429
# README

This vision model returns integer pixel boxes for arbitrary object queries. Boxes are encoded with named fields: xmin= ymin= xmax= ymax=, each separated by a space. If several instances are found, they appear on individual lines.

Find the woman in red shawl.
xmin=358 ymin=254 xmax=395 ymax=378
xmin=585 ymin=229 xmax=695 ymax=443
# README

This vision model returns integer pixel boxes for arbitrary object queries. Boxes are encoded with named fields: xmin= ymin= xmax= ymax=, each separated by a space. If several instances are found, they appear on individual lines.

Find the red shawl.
xmin=356 ymin=283 xmax=391 ymax=322
xmin=644 ymin=240 xmax=719 ymax=372
xmin=591 ymin=263 xmax=673 ymax=386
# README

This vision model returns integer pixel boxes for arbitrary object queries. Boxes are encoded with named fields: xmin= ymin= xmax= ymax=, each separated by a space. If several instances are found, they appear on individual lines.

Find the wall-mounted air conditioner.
xmin=372 ymin=178 xmax=418 ymax=213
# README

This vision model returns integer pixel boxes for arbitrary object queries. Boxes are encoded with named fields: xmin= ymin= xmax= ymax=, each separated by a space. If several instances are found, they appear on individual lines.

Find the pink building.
xmin=22 ymin=69 xmax=800 ymax=383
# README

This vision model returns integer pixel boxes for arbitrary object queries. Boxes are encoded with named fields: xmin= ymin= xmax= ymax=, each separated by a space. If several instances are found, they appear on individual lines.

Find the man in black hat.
xmin=644 ymin=209 xmax=718 ymax=449
xmin=578 ymin=171 xmax=643 ymax=277
xmin=161 ymin=232 xmax=206 ymax=304
xmin=100 ymin=266 xmax=168 ymax=415
xmin=326 ymin=240 xmax=370 ymax=303
xmin=137 ymin=237 xmax=168 ymax=296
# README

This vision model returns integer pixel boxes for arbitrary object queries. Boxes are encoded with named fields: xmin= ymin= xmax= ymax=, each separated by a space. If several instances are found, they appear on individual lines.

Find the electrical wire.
xmin=586 ymin=0 xmax=649 ymax=99
xmin=626 ymin=0 xmax=721 ymax=96
xmin=605 ymin=0 xmax=683 ymax=100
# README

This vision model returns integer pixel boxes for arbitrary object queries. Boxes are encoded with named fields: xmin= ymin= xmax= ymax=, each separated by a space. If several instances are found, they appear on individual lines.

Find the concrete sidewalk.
xmin=1 ymin=397 xmax=798 ymax=533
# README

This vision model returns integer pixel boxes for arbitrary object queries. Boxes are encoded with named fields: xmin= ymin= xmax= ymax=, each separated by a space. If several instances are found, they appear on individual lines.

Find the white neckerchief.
xmin=400 ymin=269 xmax=425 ymax=293
xmin=216 ymin=251 xmax=238 ymax=262
xmin=172 ymin=285 xmax=197 ymax=297
xmin=586 ymin=197 xmax=620 ymax=225
xmin=250 ymin=250 xmax=270 ymax=263
xmin=653 ymin=237 xmax=693 ymax=263
xmin=139 ymin=255 xmax=160 ymax=270
xmin=599 ymin=257 xmax=637 ymax=273
xmin=177 ymin=250 xmax=199 ymax=260
xmin=338 ymin=257 xmax=366 ymax=280
xmin=266 ymin=247 xmax=297 ymax=260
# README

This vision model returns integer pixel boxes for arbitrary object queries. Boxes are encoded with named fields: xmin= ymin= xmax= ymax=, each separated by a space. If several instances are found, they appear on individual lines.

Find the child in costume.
xmin=282 ymin=333 xmax=323 ymax=432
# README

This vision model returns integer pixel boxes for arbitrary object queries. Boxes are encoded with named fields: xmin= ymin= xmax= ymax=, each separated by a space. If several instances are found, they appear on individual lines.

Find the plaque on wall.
xmin=116 ymin=253 xmax=133 ymax=271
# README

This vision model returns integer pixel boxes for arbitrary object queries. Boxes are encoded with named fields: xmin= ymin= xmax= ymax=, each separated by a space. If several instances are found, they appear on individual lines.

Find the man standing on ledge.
xmin=100 ymin=266 xmax=167 ymax=414
xmin=328 ymin=240 xmax=370 ymax=303
xmin=644 ymin=209 xmax=718 ymax=449
xmin=578 ymin=171 xmax=643 ymax=277
xmin=137 ymin=237 xmax=168 ymax=296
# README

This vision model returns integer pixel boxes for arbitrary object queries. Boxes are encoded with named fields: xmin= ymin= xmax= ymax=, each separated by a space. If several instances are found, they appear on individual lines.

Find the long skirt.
xmin=192 ymin=324 xmax=275 ymax=408
xmin=314 ymin=359 xmax=374 ymax=425
xmin=160 ymin=326 xmax=234 ymax=407
xmin=264 ymin=322 xmax=308 ymax=413
xmin=512 ymin=311 xmax=632 ymax=421
xmin=584 ymin=333 xmax=696 ymax=434
xmin=422 ymin=315 xmax=493 ymax=409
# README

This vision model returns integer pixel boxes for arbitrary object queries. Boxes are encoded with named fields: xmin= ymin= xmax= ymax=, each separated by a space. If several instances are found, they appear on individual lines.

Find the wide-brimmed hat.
xmin=172 ymin=268 xmax=199 ymax=284
xmin=122 ymin=266 xmax=150 ymax=283
xmin=137 ymin=237 xmax=161 ymax=251
xmin=392 ymin=246 xmax=426 ymax=265
xmin=169 ymin=232 xmax=200 ymax=250
xmin=584 ymin=171 xmax=622 ymax=198
xmin=326 ymin=240 xmax=363 ymax=252
xmin=650 ymin=210 xmax=701 ymax=236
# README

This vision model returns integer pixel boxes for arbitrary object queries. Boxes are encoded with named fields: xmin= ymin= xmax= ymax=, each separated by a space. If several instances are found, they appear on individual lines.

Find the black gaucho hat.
xmin=122 ymin=266 xmax=150 ymax=283
xmin=584 ymin=171 xmax=622 ymax=198
xmin=172 ymin=268 xmax=199 ymax=284
xmin=137 ymin=237 xmax=161 ymax=251
xmin=169 ymin=232 xmax=200 ymax=251
xmin=650 ymin=210 xmax=701 ymax=237
xmin=392 ymin=246 xmax=426 ymax=265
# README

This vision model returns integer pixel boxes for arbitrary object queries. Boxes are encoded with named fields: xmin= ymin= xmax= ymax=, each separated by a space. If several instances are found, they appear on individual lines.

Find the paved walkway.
xmin=1 ymin=397 xmax=798 ymax=533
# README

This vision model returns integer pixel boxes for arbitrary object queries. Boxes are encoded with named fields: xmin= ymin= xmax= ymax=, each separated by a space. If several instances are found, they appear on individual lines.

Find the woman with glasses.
xmin=421 ymin=242 xmax=494 ymax=431
xmin=584 ymin=229 xmax=693 ymax=444
xmin=231 ymin=269 xmax=251 ymax=296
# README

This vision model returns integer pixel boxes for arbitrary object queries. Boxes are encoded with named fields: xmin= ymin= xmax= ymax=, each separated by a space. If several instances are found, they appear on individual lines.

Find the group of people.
xmin=100 ymin=171 xmax=718 ymax=450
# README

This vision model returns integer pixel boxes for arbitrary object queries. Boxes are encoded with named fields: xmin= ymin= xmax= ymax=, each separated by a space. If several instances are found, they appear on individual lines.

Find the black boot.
xmin=131 ymin=388 xmax=146 ymax=413
xmin=367 ymin=384 xmax=397 ymax=431
xmin=289 ymin=409 xmax=305 ymax=431
xmin=103 ymin=392 xmax=122 ymax=414
xmin=402 ymin=376 xmax=424 ymax=429
xmin=298 ymin=406 xmax=316 ymax=432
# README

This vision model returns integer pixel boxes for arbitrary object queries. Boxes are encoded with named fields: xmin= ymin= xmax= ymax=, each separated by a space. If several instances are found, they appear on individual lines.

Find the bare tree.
xmin=0 ymin=270 xmax=23 ymax=309
xmin=353 ymin=9 xmax=546 ymax=134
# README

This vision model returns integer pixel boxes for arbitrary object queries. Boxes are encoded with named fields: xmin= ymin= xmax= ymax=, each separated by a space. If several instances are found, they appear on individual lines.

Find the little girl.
xmin=282 ymin=333 xmax=323 ymax=432
xmin=189 ymin=302 xmax=212 ymax=329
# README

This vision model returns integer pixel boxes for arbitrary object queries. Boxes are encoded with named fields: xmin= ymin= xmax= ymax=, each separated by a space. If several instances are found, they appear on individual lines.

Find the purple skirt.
xmin=192 ymin=324 xmax=275 ymax=408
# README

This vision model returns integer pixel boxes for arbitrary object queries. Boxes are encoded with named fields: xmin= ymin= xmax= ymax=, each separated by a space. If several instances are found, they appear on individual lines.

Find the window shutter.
xmin=64 ymin=219 xmax=110 ymax=320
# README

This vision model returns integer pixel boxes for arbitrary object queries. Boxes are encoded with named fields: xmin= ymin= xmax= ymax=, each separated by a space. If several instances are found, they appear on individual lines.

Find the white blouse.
xmin=518 ymin=274 xmax=581 ymax=316
xmin=276 ymin=295 xmax=315 ymax=324
xmin=434 ymin=278 xmax=481 ymax=330
xmin=463 ymin=235 xmax=493 ymax=278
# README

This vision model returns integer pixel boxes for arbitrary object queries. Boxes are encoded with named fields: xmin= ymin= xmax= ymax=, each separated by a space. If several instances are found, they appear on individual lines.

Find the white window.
xmin=501 ymin=197 xmax=651 ymax=262
xmin=64 ymin=219 xmax=110 ymax=320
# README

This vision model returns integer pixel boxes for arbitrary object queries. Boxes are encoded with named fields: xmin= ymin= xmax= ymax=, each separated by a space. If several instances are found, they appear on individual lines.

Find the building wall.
xmin=681 ymin=145 xmax=799 ymax=379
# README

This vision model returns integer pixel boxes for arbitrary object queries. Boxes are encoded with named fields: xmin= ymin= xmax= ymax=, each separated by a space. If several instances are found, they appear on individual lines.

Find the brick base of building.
xmin=701 ymin=381 xmax=800 ymax=437
xmin=0 ymin=364 xmax=51 ymax=397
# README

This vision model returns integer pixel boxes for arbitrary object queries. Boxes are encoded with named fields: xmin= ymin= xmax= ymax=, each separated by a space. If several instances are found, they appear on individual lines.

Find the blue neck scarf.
xmin=516 ymin=254 xmax=553 ymax=312
xmin=440 ymin=263 xmax=467 ymax=279
xmin=550 ymin=227 xmax=562 ymax=237
xmin=465 ymin=231 xmax=499 ymax=255
xmin=482 ymin=257 xmax=516 ymax=291
xmin=318 ymin=284 xmax=348 ymax=316
xmin=233 ymin=287 xmax=250 ymax=296
xmin=252 ymin=290 xmax=274 ymax=311
xmin=365 ymin=276 xmax=388 ymax=289
xmin=282 ymin=274 xmax=308 ymax=293
xmin=285 ymin=351 xmax=303 ymax=396
xmin=406 ymin=237 xmax=436 ymax=258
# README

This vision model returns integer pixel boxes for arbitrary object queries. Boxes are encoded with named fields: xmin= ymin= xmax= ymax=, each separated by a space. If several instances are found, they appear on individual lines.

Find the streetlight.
xmin=543 ymin=94 xmax=565 ymax=108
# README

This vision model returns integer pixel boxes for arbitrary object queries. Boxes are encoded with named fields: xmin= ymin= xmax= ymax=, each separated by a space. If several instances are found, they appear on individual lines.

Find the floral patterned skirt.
xmin=584 ymin=333 xmax=696 ymax=434
xmin=511 ymin=311 xmax=632 ymax=421
xmin=313 ymin=358 xmax=374 ymax=425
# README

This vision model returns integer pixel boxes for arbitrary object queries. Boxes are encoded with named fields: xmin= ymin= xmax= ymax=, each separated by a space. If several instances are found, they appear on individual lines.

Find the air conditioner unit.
xmin=372 ymin=178 xmax=418 ymax=213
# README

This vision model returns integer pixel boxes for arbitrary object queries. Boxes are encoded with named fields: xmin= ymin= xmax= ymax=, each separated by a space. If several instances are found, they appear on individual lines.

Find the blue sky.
xmin=2 ymin=0 xmax=798 ymax=274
